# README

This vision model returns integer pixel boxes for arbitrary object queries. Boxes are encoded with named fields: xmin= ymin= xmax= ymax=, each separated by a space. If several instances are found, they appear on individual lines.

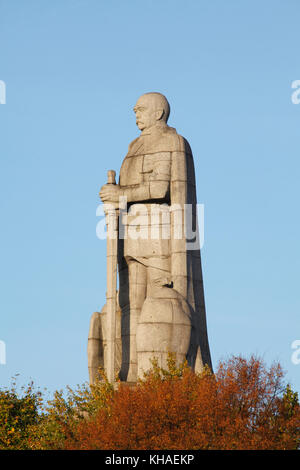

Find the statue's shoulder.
xmin=162 ymin=126 xmax=193 ymax=155
xmin=127 ymin=136 xmax=140 ymax=153
xmin=146 ymin=126 xmax=193 ymax=154
xmin=126 ymin=126 xmax=193 ymax=155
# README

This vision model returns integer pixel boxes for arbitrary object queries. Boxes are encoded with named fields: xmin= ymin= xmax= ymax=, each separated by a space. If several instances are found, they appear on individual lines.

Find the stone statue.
xmin=88 ymin=92 xmax=212 ymax=384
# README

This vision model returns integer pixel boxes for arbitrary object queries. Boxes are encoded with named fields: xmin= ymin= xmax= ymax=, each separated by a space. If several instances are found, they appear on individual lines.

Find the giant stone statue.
xmin=88 ymin=92 xmax=212 ymax=384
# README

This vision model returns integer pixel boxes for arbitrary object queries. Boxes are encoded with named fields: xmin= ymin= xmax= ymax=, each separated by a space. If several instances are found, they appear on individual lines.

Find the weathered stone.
xmin=88 ymin=92 xmax=212 ymax=384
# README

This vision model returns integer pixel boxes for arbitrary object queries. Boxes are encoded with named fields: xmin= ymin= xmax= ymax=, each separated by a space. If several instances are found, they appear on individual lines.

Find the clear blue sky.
xmin=0 ymin=0 xmax=299 ymax=395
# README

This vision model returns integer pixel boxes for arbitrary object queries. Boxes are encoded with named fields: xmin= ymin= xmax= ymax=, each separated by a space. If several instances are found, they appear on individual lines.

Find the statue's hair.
xmin=141 ymin=92 xmax=170 ymax=122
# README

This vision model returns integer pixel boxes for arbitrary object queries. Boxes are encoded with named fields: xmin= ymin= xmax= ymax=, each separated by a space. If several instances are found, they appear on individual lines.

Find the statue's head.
xmin=133 ymin=92 xmax=170 ymax=131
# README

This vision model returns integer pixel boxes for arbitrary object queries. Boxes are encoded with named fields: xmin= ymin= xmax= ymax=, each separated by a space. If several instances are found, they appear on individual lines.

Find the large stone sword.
xmin=105 ymin=170 xmax=118 ymax=384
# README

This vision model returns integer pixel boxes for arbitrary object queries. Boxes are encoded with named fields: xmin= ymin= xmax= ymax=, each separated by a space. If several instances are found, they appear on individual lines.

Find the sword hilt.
xmin=107 ymin=170 xmax=116 ymax=185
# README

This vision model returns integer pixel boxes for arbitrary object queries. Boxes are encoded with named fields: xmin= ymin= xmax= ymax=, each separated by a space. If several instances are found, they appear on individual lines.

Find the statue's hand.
xmin=99 ymin=184 xmax=122 ymax=203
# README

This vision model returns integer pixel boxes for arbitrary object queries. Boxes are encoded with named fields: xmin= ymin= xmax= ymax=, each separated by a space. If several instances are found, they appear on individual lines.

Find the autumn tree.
xmin=27 ymin=369 xmax=114 ymax=450
xmin=1 ymin=355 xmax=299 ymax=450
xmin=62 ymin=355 xmax=300 ymax=450
xmin=0 ymin=377 xmax=42 ymax=449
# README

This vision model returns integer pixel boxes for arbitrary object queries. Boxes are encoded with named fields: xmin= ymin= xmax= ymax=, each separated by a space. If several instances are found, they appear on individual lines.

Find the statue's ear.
xmin=155 ymin=108 xmax=165 ymax=121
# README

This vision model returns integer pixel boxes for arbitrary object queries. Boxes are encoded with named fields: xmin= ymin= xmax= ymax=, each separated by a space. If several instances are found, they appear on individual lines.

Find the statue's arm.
xmin=101 ymin=180 xmax=169 ymax=204
xmin=121 ymin=153 xmax=171 ymax=203
xmin=101 ymin=154 xmax=171 ymax=204
xmin=121 ymin=180 xmax=169 ymax=203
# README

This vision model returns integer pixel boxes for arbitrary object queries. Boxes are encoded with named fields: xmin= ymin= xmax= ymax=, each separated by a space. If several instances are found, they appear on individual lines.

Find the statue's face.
xmin=133 ymin=96 xmax=162 ymax=131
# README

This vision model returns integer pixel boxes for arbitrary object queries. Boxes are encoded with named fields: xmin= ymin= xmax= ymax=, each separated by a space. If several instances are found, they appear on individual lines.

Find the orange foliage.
xmin=63 ymin=356 xmax=300 ymax=450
